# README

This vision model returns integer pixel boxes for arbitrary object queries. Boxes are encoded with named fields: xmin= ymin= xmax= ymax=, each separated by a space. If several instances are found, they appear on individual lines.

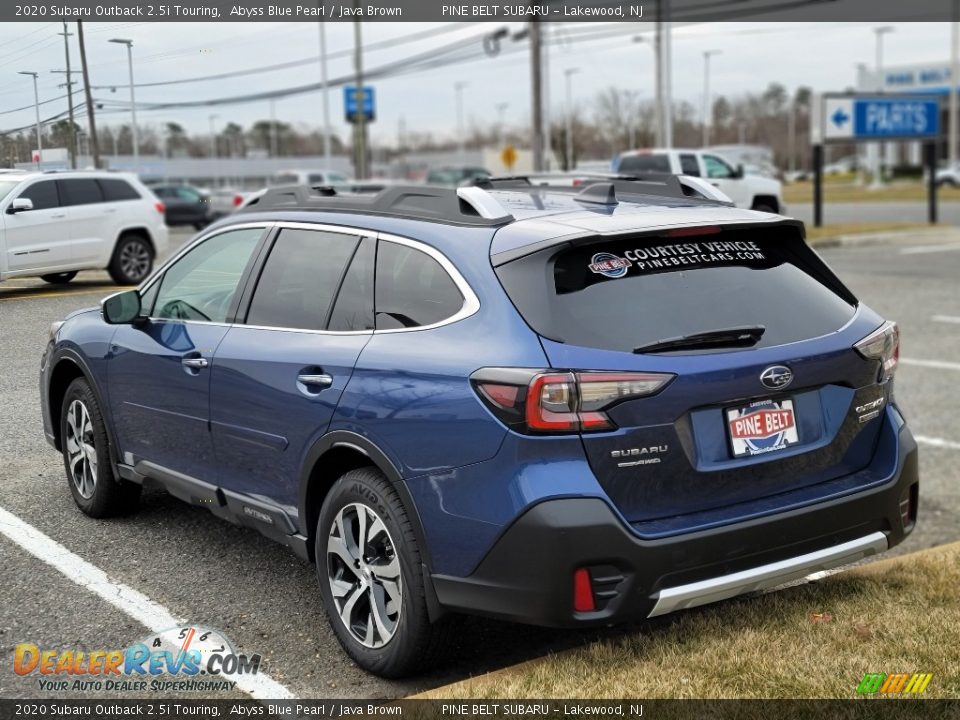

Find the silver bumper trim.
xmin=647 ymin=531 xmax=889 ymax=618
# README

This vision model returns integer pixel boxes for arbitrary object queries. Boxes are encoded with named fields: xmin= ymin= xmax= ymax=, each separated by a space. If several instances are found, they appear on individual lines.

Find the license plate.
xmin=726 ymin=398 xmax=799 ymax=458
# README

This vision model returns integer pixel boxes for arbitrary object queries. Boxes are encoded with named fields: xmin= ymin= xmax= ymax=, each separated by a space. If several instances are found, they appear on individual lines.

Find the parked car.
xmin=426 ymin=166 xmax=492 ymax=186
xmin=0 ymin=170 xmax=167 ymax=285
xmin=823 ymin=155 xmax=860 ymax=176
xmin=935 ymin=163 xmax=960 ymax=187
xmin=270 ymin=169 xmax=350 ymax=189
xmin=148 ymin=183 xmax=213 ymax=229
xmin=613 ymin=149 xmax=784 ymax=213
xmin=41 ymin=178 xmax=915 ymax=677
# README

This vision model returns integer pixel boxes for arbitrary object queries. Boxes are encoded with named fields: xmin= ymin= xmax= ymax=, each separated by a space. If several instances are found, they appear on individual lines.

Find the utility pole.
xmin=530 ymin=20 xmax=544 ymax=171
xmin=701 ymin=50 xmax=721 ymax=147
xmin=76 ymin=22 xmax=100 ymax=169
xmin=109 ymin=38 xmax=138 ymax=173
xmin=788 ymin=99 xmax=797 ymax=173
xmin=352 ymin=13 xmax=367 ymax=180
xmin=564 ymin=69 xmax=579 ymax=171
xmin=17 ymin=72 xmax=42 ymax=167
xmin=209 ymin=113 xmax=219 ymax=186
xmin=950 ymin=0 xmax=959 ymax=166
xmin=58 ymin=23 xmax=77 ymax=168
xmin=541 ymin=22 xmax=551 ymax=170
xmin=455 ymin=81 xmax=468 ymax=161
xmin=318 ymin=17 xmax=332 ymax=169
xmin=661 ymin=6 xmax=673 ymax=148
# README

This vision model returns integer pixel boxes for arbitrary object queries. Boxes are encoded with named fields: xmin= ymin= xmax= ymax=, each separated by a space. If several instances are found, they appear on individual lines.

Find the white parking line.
xmin=0 ymin=505 xmax=294 ymax=700
xmin=932 ymin=315 xmax=960 ymax=325
xmin=899 ymin=242 xmax=960 ymax=255
xmin=899 ymin=357 xmax=960 ymax=372
xmin=915 ymin=436 xmax=960 ymax=451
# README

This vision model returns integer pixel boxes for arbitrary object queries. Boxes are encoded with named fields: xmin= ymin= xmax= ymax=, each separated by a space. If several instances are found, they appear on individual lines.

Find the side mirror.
xmin=735 ymin=164 xmax=746 ymax=179
xmin=7 ymin=197 xmax=34 ymax=214
xmin=102 ymin=289 xmax=142 ymax=325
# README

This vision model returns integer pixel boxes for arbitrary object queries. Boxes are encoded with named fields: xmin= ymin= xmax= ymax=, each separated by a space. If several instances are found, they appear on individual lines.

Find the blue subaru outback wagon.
xmin=41 ymin=177 xmax=917 ymax=677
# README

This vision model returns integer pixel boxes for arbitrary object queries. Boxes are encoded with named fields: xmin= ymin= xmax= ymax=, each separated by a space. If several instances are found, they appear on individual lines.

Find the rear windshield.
xmin=495 ymin=226 xmax=858 ymax=353
xmin=618 ymin=154 xmax=671 ymax=173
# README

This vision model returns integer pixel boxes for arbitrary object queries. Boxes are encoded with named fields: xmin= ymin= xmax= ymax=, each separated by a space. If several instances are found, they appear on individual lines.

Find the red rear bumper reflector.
xmin=573 ymin=568 xmax=595 ymax=612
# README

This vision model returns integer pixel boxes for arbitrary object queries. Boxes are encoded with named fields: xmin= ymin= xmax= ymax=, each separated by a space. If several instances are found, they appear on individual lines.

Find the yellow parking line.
xmin=0 ymin=286 xmax=132 ymax=302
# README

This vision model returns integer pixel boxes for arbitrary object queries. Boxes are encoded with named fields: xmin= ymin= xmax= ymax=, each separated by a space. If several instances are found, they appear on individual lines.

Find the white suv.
xmin=0 ymin=170 xmax=168 ymax=286
xmin=614 ymin=149 xmax=785 ymax=214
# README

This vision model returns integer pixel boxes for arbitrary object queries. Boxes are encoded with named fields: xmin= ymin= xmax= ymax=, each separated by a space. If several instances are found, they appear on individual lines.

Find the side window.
xmin=246 ymin=228 xmax=358 ymax=331
xmin=60 ymin=178 xmax=105 ymax=206
xmin=328 ymin=237 xmax=375 ymax=331
xmin=679 ymin=154 xmax=701 ymax=177
xmin=375 ymin=241 xmax=464 ymax=330
xmin=703 ymin=155 xmax=734 ymax=179
xmin=99 ymin=179 xmax=141 ymax=201
xmin=176 ymin=187 xmax=202 ymax=202
xmin=17 ymin=180 xmax=59 ymax=210
xmin=153 ymin=228 xmax=262 ymax=323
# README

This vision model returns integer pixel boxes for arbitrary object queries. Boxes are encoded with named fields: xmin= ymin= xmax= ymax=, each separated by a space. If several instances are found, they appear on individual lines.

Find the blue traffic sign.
xmin=344 ymin=86 xmax=375 ymax=123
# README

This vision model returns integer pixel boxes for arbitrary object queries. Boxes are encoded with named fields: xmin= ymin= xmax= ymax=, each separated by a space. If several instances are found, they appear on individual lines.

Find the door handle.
xmin=104 ymin=208 xmax=117 ymax=214
xmin=182 ymin=357 xmax=209 ymax=369
xmin=297 ymin=373 xmax=333 ymax=389
xmin=51 ymin=213 xmax=66 ymax=219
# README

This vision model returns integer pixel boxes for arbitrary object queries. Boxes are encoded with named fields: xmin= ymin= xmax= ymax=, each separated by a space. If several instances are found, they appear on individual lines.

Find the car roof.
xmin=220 ymin=181 xmax=793 ymax=265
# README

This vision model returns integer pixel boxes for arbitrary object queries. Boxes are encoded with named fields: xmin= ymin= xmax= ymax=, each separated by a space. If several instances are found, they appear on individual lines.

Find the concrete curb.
xmin=808 ymin=226 xmax=959 ymax=249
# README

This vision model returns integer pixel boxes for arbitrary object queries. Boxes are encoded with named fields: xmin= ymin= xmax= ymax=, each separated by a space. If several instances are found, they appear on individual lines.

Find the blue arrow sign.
xmin=831 ymin=108 xmax=850 ymax=128
xmin=853 ymin=98 xmax=939 ymax=139
xmin=344 ymin=86 xmax=375 ymax=123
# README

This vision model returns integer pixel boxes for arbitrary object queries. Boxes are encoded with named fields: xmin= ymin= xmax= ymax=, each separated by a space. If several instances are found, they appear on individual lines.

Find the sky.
xmin=0 ymin=20 xmax=951 ymax=148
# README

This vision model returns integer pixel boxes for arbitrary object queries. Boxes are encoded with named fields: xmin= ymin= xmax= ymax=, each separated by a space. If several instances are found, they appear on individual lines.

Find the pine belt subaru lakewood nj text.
xmin=40 ymin=175 xmax=918 ymax=677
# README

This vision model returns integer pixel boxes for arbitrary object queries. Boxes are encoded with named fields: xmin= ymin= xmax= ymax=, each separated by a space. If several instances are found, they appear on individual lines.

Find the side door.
xmin=57 ymin=177 xmax=120 ymax=266
xmin=210 ymin=226 xmax=374 ymax=513
xmin=701 ymin=154 xmax=750 ymax=208
xmin=3 ymin=179 xmax=71 ymax=272
xmin=106 ymin=226 xmax=266 ymax=481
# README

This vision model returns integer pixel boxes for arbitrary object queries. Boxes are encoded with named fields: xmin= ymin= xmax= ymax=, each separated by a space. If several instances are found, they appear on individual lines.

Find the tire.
xmin=108 ymin=234 xmax=153 ymax=285
xmin=40 ymin=272 xmax=78 ymax=285
xmin=752 ymin=203 xmax=777 ymax=214
xmin=60 ymin=378 xmax=140 ymax=518
xmin=193 ymin=221 xmax=207 ymax=231
xmin=316 ymin=467 xmax=450 ymax=677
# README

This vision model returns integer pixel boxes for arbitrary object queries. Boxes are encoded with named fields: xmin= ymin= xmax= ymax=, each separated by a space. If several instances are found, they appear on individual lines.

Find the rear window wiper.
xmin=633 ymin=325 xmax=765 ymax=354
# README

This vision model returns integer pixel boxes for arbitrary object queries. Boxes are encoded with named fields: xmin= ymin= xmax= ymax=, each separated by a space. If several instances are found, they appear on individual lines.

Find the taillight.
xmin=154 ymin=201 xmax=166 ymax=214
xmin=573 ymin=568 xmax=595 ymax=613
xmin=233 ymin=194 xmax=244 ymax=207
xmin=471 ymin=368 xmax=674 ymax=434
xmin=854 ymin=320 xmax=899 ymax=383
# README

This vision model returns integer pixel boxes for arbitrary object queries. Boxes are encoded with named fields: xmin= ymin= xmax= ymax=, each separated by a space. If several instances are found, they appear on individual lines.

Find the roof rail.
xmin=471 ymin=172 xmax=733 ymax=206
xmin=239 ymin=183 xmax=514 ymax=227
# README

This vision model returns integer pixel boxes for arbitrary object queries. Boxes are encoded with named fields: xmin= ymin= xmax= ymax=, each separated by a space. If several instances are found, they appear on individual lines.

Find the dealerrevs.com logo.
xmin=13 ymin=625 xmax=262 ymax=693
xmin=856 ymin=672 xmax=933 ymax=695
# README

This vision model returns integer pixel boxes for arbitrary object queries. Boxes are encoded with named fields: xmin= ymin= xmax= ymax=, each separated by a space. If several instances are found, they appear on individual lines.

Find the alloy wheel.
xmin=326 ymin=502 xmax=402 ymax=648
xmin=65 ymin=399 xmax=97 ymax=499
xmin=120 ymin=241 xmax=151 ymax=281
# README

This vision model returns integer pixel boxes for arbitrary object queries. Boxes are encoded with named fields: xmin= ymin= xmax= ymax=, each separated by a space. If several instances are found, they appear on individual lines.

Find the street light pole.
xmin=564 ymin=68 xmax=580 ymax=171
xmin=455 ymin=81 xmax=468 ymax=161
xmin=17 ymin=72 xmax=42 ymax=167
xmin=871 ymin=26 xmax=894 ymax=189
xmin=701 ymin=49 xmax=721 ymax=147
xmin=318 ymin=18 xmax=332 ymax=169
xmin=109 ymin=39 xmax=138 ymax=173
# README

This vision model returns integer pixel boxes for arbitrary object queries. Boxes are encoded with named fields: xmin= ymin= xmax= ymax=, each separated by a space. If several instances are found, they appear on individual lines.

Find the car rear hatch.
xmin=493 ymin=221 xmax=894 ymax=533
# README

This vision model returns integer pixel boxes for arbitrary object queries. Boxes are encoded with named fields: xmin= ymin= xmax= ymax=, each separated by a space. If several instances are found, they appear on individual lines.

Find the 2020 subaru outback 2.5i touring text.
xmin=40 ymin=177 xmax=917 ymax=677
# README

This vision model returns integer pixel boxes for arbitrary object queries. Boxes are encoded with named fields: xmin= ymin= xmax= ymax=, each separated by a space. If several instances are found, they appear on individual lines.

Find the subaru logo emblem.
xmin=760 ymin=365 xmax=793 ymax=390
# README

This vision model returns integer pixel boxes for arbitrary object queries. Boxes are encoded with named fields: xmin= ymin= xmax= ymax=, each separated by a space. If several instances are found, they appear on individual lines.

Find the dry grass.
xmin=419 ymin=542 xmax=960 ymax=699
xmin=804 ymin=222 xmax=942 ymax=243
xmin=783 ymin=180 xmax=960 ymax=204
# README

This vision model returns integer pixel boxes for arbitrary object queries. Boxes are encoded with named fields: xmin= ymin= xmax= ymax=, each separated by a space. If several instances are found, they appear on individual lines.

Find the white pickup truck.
xmin=613 ymin=148 xmax=785 ymax=214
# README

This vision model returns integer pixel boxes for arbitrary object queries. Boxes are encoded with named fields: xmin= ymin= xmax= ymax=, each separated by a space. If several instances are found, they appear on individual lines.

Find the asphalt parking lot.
xmin=1 ymin=226 xmax=958 ymax=700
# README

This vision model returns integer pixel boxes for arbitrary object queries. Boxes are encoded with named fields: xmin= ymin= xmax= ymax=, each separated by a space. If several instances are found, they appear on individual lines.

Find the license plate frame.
xmin=725 ymin=398 xmax=799 ymax=458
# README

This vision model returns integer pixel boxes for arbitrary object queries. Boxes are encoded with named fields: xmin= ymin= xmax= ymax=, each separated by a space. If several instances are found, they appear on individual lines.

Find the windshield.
xmin=496 ymin=225 xmax=858 ymax=354
xmin=0 ymin=181 xmax=21 ymax=203
xmin=618 ymin=154 xmax=671 ymax=173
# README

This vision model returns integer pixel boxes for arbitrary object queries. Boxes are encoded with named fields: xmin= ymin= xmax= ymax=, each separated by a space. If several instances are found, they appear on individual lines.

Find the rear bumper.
xmin=432 ymin=422 xmax=918 ymax=627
